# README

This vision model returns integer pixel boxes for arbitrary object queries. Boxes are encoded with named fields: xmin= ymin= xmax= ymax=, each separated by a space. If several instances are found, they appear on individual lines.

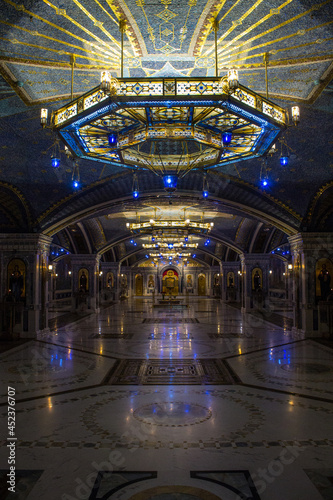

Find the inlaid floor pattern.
xmin=104 ymin=358 xmax=239 ymax=385
xmin=142 ymin=318 xmax=199 ymax=323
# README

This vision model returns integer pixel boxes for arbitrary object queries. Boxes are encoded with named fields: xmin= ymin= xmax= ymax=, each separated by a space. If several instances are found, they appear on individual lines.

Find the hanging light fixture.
xmin=100 ymin=71 xmax=119 ymax=96
xmin=51 ymin=139 xmax=61 ymax=168
xmin=280 ymin=155 xmax=289 ymax=166
xmin=279 ymin=136 xmax=292 ymax=166
xmin=227 ymin=69 xmax=239 ymax=91
xmin=260 ymin=158 xmax=269 ymax=188
xmin=222 ymin=131 xmax=232 ymax=146
xmin=163 ymin=175 xmax=178 ymax=192
xmin=291 ymin=106 xmax=300 ymax=126
xmin=72 ymin=161 xmax=80 ymax=189
xmin=132 ymin=173 xmax=139 ymax=198
xmin=108 ymin=132 xmax=118 ymax=147
xmin=41 ymin=22 xmax=299 ymax=193
xmin=40 ymin=18 xmax=299 ymax=191
xmin=45 ymin=68 xmax=289 ymax=190
xmin=202 ymin=175 xmax=209 ymax=198
xmin=40 ymin=108 xmax=48 ymax=127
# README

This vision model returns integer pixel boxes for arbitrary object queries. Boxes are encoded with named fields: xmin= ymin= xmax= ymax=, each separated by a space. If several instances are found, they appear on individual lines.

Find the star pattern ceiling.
xmin=0 ymin=0 xmax=332 ymax=103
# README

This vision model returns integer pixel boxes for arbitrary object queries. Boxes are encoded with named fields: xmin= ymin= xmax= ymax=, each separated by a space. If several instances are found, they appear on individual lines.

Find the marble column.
xmin=288 ymin=232 xmax=333 ymax=338
xmin=0 ymin=233 xmax=52 ymax=338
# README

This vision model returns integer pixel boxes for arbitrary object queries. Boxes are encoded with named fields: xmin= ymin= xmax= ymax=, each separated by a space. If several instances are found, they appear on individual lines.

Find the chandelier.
xmin=127 ymin=219 xmax=213 ymax=234
xmin=41 ymin=68 xmax=298 ymax=191
xmin=40 ymin=15 xmax=300 ymax=192
xmin=143 ymin=242 xmax=198 ymax=249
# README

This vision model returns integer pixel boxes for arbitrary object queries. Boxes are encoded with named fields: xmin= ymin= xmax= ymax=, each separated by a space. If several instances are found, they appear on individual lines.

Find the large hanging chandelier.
xmin=41 ymin=69 xmax=294 ymax=191
xmin=41 ymin=16 xmax=299 ymax=192
xmin=126 ymin=219 xmax=213 ymax=234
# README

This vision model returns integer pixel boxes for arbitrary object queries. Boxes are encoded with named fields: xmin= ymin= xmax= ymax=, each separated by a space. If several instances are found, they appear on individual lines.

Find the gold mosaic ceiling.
xmin=0 ymin=0 xmax=332 ymax=104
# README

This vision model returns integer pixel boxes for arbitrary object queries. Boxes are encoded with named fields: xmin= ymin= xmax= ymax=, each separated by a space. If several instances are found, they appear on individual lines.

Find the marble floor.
xmin=1 ymin=298 xmax=333 ymax=500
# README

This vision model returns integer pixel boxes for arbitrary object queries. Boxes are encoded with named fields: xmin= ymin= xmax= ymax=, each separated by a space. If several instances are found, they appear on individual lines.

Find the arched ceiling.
xmin=0 ymin=0 xmax=332 ymax=265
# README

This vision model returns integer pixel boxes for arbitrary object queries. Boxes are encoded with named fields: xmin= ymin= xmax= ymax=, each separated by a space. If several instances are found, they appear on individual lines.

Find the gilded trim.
xmin=306 ymin=180 xmax=333 ymax=224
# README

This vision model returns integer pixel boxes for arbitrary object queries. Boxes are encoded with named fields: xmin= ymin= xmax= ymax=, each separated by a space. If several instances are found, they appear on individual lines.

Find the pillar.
xmin=0 ymin=233 xmax=52 ymax=338
xmin=288 ymin=232 xmax=333 ymax=337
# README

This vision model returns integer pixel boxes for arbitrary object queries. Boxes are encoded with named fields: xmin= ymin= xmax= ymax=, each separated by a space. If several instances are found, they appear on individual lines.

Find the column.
xmin=0 ymin=233 xmax=52 ymax=338
xmin=288 ymin=232 xmax=333 ymax=337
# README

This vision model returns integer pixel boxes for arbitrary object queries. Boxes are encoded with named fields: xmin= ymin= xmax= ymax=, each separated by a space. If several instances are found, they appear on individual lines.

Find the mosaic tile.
xmin=103 ymin=358 xmax=238 ymax=385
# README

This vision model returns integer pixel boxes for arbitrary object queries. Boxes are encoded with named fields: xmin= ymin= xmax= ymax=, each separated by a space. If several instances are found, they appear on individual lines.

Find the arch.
xmin=305 ymin=181 xmax=333 ymax=230
xmin=98 ymin=232 xmax=244 ymax=260
xmin=39 ymin=173 xmax=301 ymax=238
xmin=0 ymin=181 xmax=32 ymax=232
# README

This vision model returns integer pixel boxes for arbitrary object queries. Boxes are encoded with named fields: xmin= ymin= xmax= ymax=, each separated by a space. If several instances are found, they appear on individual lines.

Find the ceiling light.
xmin=227 ymin=69 xmax=239 ymax=91
xmin=222 ymin=131 xmax=232 ymax=146
xmin=51 ymin=156 xmax=60 ymax=168
xmin=163 ymin=175 xmax=178 ymax=192
xmin=40 ymin=108 xmax=48 ymax=127
xmin=291 ymin=106 xmax=300 ymax=126
xmin=45 ymin=71 xmax=288 ymax=189
xmin=108 ymin=132 xmax=118 ymax=147
xmin=280 ymin=155 xmax=289 ymax=166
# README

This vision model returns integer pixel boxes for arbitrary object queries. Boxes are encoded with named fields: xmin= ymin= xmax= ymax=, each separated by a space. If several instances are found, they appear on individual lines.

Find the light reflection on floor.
xmin=0 ymin=298 xmax=333 ymax=500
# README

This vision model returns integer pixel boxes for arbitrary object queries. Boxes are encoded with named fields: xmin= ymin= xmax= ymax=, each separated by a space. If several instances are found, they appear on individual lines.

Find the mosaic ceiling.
xmin=0 ymin=0 xmax=332 ymax=103
xmin=0 ymin=0 xmax=332 ymax=261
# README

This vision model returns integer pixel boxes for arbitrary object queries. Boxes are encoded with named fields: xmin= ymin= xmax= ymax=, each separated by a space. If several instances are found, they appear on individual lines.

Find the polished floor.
xmin=1 ymin=298 xmax=333 ymax=500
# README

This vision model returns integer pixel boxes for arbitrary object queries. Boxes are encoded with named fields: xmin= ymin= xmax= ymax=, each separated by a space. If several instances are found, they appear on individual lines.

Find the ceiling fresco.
xmin=0 ymin=0 xmax=332 ymax=265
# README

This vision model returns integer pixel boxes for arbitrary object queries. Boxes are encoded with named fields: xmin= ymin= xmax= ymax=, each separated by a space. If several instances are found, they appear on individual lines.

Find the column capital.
xmin=240 ymin=253 xmax=271 ymax=266
xmin=288 ymin=232 xmax=333 ymax=255
xmin=70 ymin=254 xmax=101 ymax=265
xmin=222 ymin=261 xmax=241 ymax=270
xmin=0 ymin=233 xmax=52 ymax=253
